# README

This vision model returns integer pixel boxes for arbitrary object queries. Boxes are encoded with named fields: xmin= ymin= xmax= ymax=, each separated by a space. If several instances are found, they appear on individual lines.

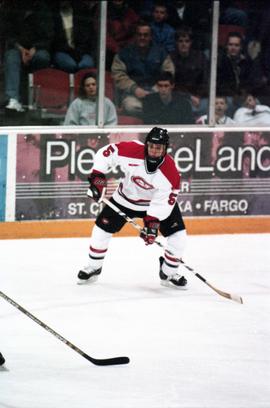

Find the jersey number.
xmin=103 ymin=145 xmax=115 ymax=157
xmin=168 ymin=193 xmax=177 ymax=205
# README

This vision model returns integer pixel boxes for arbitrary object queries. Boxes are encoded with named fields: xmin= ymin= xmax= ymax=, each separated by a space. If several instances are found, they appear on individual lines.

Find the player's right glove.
xmin=140 ymin=215 xmax=160 ymax=245
xmin=87 ymin=171 xmax=107 ymax=203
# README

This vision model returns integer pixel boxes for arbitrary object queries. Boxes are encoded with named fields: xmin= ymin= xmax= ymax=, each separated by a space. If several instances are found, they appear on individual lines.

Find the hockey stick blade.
xmin=102 ymin=198 xmax=243 ymax=304
xmin=83 ymin=354 xmax=130 ymax=366
xmin=180 ymin=264 xmax=243 ymax=304
xmin=206 ymin=283 xmax=243 ymax=304
xmin=199 ymin=278 xmax=243 ymax=304
xmin=0 ymin=291 xmax=130 ymax=366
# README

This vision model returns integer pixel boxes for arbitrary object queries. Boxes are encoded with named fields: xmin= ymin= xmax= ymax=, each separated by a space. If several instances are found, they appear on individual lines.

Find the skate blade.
xmin=160 ymin=280 xmax=188 ymax=290
xmin=77 ymin=276 xmax=99 ymax=285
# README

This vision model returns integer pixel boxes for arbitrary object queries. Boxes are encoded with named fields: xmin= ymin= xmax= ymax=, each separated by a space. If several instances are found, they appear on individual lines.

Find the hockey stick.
xmin=102 ymin=197 xmax=243 ymax=304
xmin=0 ymin=291 xmax=130 ymax=366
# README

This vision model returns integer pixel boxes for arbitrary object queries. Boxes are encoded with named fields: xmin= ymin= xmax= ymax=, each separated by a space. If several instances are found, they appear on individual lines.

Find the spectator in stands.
xmin=171 ymin=27 xmax=208 ymax=95
xmin=150 ymin=2 xmax=176 ymax=53
xmin=111 ymin=20 xmax=174 ymax=117
xmin=257 ymin=4 xmax=270 ymax=74
xmin=166 ymin=1 xmax=212 ymax=51
xmin=142 ymin=71 xmax=194 ymax=124
xmin=106 ymin=0 xmax=139 ymax=69
xmin=51 ymin=0 xmax=96 ymax=73
xmin=233 ymin=91 xmax=270 ymax=124
xmin=64 ymin=72 xmax=117 ymax=126
xmin=167 ymin=0 xmax=186 ymax=28
xmin=2 ymin=0 xmax=53 ymax=112
xmin=237 ymin=3 xmax=270 ymax=106
xmin=219 ymin=0 xmax=249 ymax=28
xmin=217 ymin=32 xmax=253 ymax=97
xmin=170 ymin=27 xmax=209 ymax=119
xmin=196 ymin=96 xmax=235 ymax=124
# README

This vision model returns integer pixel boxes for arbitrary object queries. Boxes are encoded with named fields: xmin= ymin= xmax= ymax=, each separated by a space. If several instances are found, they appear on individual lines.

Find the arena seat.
xmin=28 ymin=68 xmax=71 ymax=120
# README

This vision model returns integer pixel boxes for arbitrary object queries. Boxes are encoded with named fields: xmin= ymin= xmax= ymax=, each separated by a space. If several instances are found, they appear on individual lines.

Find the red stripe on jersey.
xmin=116 ymin=141 xmax=145 ymax=160
xmin=89 ymin=246 xmax=107 ymax=254
xmin=160 ymin=155 xmax=180 ymax=189
xmin=91 ymin=169 xmax=104 ymax=175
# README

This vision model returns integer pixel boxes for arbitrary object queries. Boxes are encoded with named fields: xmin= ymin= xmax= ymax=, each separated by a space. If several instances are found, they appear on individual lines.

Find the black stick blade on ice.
xmin=83 ymin=353 xmax=130 ymax=366
xmin=0 ymin=291 xmax=130 ymax=366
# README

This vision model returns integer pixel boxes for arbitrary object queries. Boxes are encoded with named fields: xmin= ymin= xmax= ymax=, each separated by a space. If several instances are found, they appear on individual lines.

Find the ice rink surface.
xmin=0 ymin=233 xmax=270 ymax=408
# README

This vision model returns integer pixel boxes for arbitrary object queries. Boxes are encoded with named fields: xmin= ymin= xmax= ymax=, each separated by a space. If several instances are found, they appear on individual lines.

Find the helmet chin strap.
xmin=145 ymin=156 xmax=164 ymax=172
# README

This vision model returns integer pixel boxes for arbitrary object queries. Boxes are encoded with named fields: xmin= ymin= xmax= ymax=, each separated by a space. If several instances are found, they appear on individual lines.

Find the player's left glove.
xmin=140 ymin=215 xmax=160 ymax=245
xmin=87 ymin=171 xmax=107 ymax=203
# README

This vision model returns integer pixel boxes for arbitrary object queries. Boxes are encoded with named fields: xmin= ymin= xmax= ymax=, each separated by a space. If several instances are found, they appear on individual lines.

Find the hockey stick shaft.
xmin=102 ymin=197 xmax=243 ymax=304
xmin=0 ymin=291 xmax=129 ymax=366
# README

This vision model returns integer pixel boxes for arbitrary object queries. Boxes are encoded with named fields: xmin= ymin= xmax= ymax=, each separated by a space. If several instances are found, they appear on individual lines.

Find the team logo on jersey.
xmin=132 ymin=176 xmax=154 ymax=190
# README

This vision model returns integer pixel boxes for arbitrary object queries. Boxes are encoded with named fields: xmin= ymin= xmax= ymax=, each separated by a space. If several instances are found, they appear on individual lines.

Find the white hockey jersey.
xmin=92 ymin=140 xmax=180 ymax=221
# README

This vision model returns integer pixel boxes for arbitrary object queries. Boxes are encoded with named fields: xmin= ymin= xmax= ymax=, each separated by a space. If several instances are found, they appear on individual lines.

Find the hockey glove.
xmin=140 ymin=215 xmax=160 ymax=245
xmin=87 ymin=171 xmax=107 ymax=203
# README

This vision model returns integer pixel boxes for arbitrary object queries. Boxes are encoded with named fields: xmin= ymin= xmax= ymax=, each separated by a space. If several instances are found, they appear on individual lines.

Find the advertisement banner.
xmin=15 ymin=131 xmax=270 ymax=220
xmin=0 ymin=135 xmax=8 ymax=221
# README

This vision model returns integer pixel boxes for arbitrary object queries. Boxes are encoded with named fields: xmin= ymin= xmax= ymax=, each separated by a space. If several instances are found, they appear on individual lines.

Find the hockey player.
xmin=78 ymin=127 xmax=187 ymax=288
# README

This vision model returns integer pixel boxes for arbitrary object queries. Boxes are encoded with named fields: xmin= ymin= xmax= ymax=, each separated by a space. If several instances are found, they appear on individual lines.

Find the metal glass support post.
xmin=97 ymin=1 xmax=107 ymax=127
xmin=0 ymin=135 xmax=8 ymax=221
xmin=208 ymin=1 xmax=220 ymax=126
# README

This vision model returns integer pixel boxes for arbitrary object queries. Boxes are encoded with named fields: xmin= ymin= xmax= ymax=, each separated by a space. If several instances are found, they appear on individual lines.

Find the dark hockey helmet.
xmin=145 ymin=127 xmax=169 ymax=148
xmin=144 ymin=127 xmax=169 ymax=172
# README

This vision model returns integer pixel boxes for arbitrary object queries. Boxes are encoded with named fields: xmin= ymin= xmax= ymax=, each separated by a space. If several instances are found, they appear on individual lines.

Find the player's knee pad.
xmin=90 ymin=224 xmax=112 ymax=250
xmin=162 ymin=230 xmax=187 ymax=272
xmin=165 ymin=229 xmax=187 ymax=259
xmin=88 ymin=225 xmax=113 ymax=267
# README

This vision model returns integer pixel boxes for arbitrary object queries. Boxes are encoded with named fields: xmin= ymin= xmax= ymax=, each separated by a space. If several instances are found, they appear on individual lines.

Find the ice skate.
xmin=159 ymin=257 xmax=188 ymax=289
xmin=0 ymin=353 xmax=5 ymax=366
xmin=77 ymin=264 xmax=102 ymax=284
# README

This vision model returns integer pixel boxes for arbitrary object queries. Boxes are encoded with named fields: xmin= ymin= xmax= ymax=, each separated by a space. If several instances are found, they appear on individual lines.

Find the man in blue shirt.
xmin=111 ymin=20 xmax=174 ymax=117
